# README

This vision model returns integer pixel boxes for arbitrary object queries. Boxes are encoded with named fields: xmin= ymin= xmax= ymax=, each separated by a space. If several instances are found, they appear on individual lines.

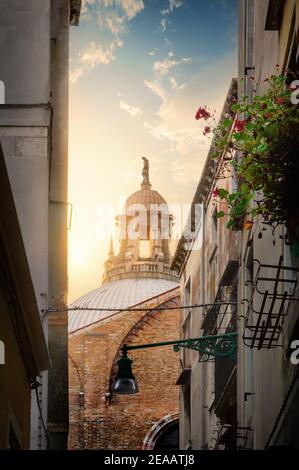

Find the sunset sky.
xmin=68 ymin=0 xmax=238 ymax=301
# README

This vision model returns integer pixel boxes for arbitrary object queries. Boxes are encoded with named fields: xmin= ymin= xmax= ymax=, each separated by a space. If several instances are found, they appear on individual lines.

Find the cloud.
xmin=143 ymin=51 xmax=237 ymax=185
xmin=70 ymin=67 xmax=85 ymax=84
xmin=83 ymin=0 xmax=144 ymax=19
xmin=116 ymin=0 xmax=144 ymax=19
xmin=164 ymin=37 xmax=173 ymax=48
xmin=120 ymin=99 xmax=143 ymax=117
xmin=79 ymin=40 xmax=122 ymax=67
xmin=70 ymin=0 xmax=144 ymax=83
xmin=153 ymin=57 xmax=191 ymax=76
xmin=143 ymin=53 xmax=191 ymax=104
xmin=143 ymin=80 xmax=168 ymax=101
xmin=70 ymin=39 xmax=123 ymax=83
xmin=160 ymin=0 xmax=184 ymax=32
xmin=160 ymin=17 xmax=169 ymax=32
xmin=101 ymin=12 xmax=125 ymax=35
xmin=169 ymin=76 xmax=186 ymax=90
xmin=169 ymin=0 xmax=183 ymax=11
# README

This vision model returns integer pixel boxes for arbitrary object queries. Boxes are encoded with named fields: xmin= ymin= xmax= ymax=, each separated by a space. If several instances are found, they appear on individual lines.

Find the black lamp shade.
xmin=112 ymin=354 xmax=139 ymax=395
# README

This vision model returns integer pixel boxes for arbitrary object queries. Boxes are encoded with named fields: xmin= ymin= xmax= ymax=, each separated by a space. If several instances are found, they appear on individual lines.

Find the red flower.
xmin=195 ymin=107 xmax=212 ymax=120
xmin=203 ymin=126 xmax=211 ymax=135
xmin=264 ymin=112 xmax=272 ymax=119
xmin=212 ymin=188 xmax=219 ymax=197
xmin=276 ymin=97 xmax=285 ymax=105
xmin=235 ymin=119 xmax=247 ymax=132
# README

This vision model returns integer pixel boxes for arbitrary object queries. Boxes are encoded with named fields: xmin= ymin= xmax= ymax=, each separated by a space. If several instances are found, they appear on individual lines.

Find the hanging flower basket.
xmin=195 ymin=74 xmax=299 ymax=239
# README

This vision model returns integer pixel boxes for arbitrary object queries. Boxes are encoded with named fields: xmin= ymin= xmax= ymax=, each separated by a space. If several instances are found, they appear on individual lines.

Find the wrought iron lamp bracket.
xmin=124 ymin=332 xmax=237 ymax=359
xmin=172 ymin=333 xmax=237 ymax=358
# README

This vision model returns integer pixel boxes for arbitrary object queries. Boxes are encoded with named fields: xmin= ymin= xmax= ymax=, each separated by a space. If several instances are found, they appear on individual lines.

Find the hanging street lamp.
xmin=112 ymin=332 xmax=237 ymax=395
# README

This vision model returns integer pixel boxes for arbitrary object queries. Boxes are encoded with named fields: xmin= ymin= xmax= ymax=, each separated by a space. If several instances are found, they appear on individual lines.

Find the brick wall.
xmin=68 ymin=291 xmax=180 ymax=449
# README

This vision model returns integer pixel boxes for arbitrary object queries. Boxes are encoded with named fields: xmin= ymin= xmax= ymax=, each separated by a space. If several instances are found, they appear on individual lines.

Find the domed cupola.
xmin=102 ymin=158 xmax=178 ymax=284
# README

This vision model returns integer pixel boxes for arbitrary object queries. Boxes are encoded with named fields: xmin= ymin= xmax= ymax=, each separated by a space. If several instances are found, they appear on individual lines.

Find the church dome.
xmin=126 ymin=188 xmax=167 ymax=211
xmin=69 ymin=278 xmax=178 ymax=334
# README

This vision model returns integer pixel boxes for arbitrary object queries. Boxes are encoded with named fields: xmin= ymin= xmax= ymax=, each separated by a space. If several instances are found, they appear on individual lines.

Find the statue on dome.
xmin=141 ymin=157 xmax=150 ymax=188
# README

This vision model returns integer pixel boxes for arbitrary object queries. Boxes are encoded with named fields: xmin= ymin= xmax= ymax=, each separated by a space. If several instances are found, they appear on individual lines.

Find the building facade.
xmin=0 ymin=143 xmax=50 ymax=449
xmin=173 ymin=0 xmax=299 ymax=451
xmin=0 ymin=0 xmax=81 ymax=449
xmin=172 ymin=80 xmax=239 ymax=450
xmin=68 ymin=161 xmax=181 ymax=450
xmin=237 ymin=0 xmax=299 ymax=450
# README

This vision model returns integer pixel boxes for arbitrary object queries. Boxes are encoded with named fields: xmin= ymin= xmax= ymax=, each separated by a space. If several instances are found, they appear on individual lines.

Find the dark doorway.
xmin=153 ymin=422 xmax=179 ymax=450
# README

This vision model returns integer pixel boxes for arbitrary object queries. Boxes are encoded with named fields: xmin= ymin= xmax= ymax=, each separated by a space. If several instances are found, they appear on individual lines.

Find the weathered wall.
xmin=0 ymin=0 xmax=73 ymax=449
xmin=237 ymin=0 xmax=299 ymax=450
xmin=178 ymin=135 xmax=238 ymax=450
xmin=0 ymin=284 xmax=31 ymax=449
xmin=0 ymin=0 xmax=51 ymax=449
xmin=47 ymin=0 xmax=70 ymax=449
xmin=68 ymin=292 xmax=180 ymax=450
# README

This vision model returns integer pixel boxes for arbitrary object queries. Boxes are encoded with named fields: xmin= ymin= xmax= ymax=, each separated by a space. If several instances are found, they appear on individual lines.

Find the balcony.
xmin=202 ymin=287 xmax=237 ymax=336
xmin=242 ymin=256 xmax=299 ymax=349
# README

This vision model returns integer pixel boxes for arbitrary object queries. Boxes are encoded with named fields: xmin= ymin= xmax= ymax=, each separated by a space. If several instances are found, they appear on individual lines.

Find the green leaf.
xmin=256 ymin=142 xmax=268 ymax=154
xmin=216 ymin=211 xmax=225 ymax=218
xmin=231 ymin=104 xmax=240 ymax=112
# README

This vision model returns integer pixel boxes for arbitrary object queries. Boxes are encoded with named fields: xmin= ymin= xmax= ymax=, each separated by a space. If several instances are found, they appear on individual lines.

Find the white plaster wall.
xmin=0 ymin=0 xmax=51 ymax=104
xmin=0 ymin=0 xmax=51 ymax=450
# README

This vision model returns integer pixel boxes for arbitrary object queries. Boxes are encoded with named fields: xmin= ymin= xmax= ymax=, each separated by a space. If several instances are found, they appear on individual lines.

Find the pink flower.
xmin=235 ymin=119 xmax=247 ymax=132
xmin=212 ymin=188 xmax=219 ymax=197
xmin=288 ymin=82 xmax=299 ymax=91
xmin=203 ymin=126 xmax=211 ymax=135
xmin=195 ymin=107 xmax=212 ymax=121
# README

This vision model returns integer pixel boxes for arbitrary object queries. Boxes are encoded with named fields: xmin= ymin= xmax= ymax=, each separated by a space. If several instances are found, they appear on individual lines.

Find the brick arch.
xmin=108 ymin=295 xmax=179 ymax=394
xmin=142 ymin=413 xmax=179 ymax=450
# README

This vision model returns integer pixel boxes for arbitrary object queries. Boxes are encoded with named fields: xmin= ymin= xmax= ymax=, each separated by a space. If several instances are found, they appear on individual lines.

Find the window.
xmin=139 ymin=240 xmax=151 ymax=258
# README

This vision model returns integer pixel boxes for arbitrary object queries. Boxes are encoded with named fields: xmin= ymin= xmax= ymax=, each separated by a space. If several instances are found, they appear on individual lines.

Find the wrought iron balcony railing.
xmin=241 ymin=256 xmax=299 ymax=349
xmin=202 ymin=285 xmax=237 ymax=337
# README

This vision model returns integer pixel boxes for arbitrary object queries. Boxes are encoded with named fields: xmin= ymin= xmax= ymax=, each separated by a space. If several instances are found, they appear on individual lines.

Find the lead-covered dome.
xmin=69 ymin=278 xmax=178 ymax=334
